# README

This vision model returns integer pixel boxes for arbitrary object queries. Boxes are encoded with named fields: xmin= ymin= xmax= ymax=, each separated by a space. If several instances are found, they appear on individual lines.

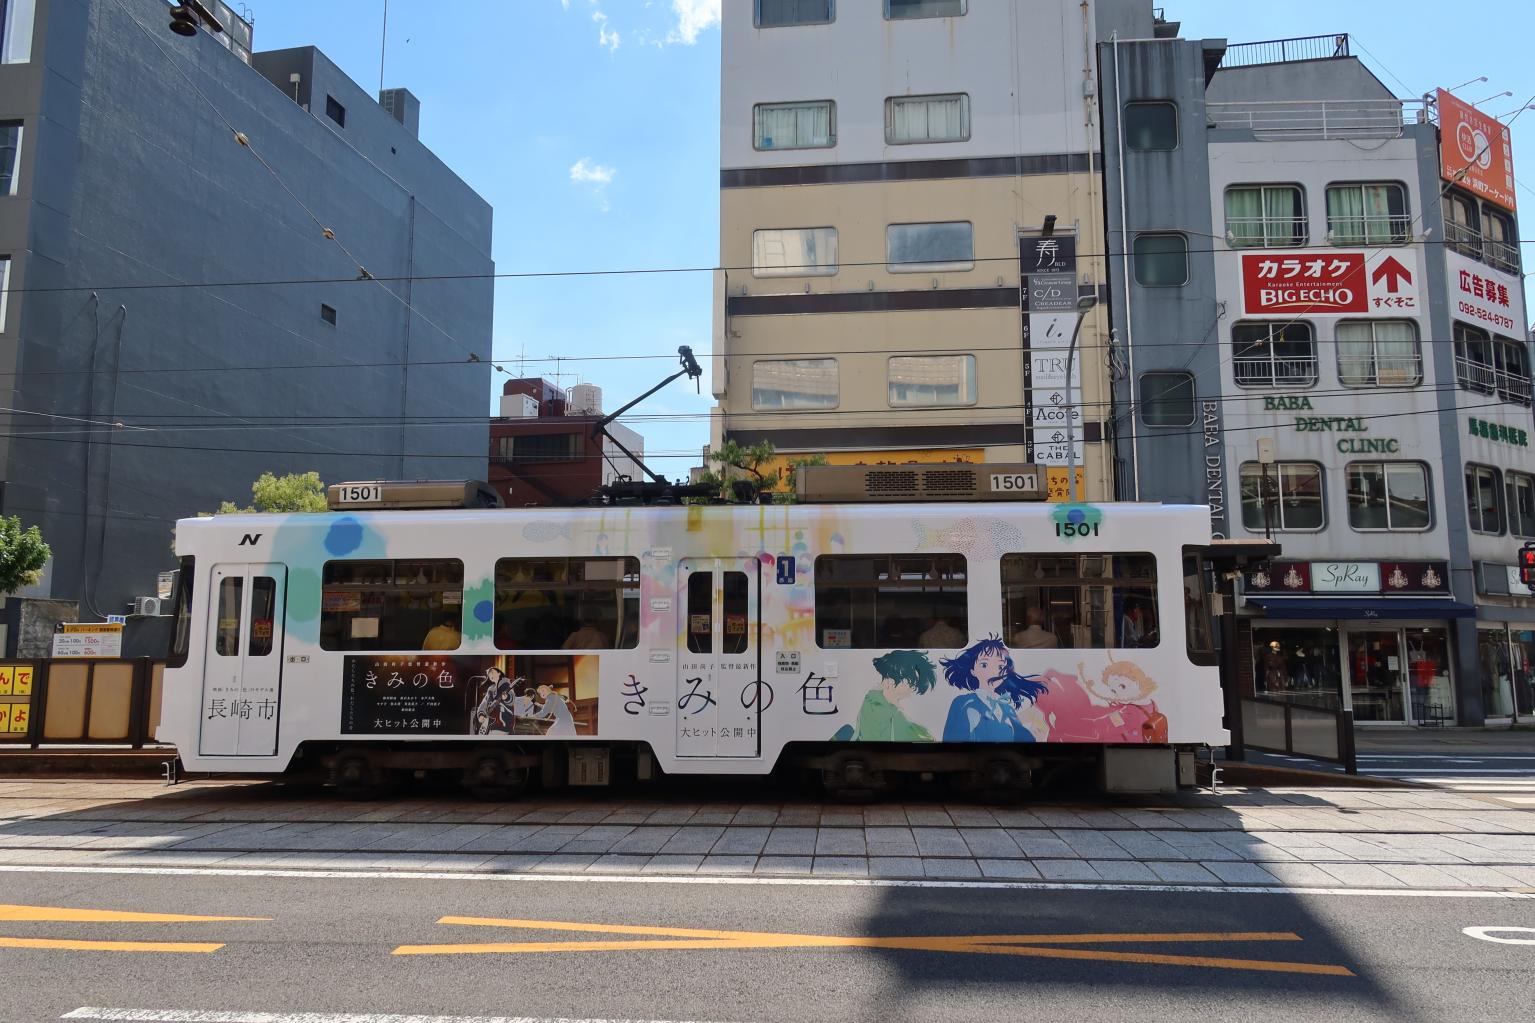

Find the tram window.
xmin=687 ymin=570 xmax=713 ymax=654
xmin=723 ymin=571 xmax=750 ymax=654
xmin=1182 ymin=549 xmax=1217 ymax=667
xmin=248 ymin=577 xmax=277 ymax=658
xmin=1000 ymin=553 xmax=1159 ymax=650
xmin=495 ymin=557 xmax=641 ymax=651
xmin=215 ymin=577 xmax=243 ymax=657
xmin=814 ymin=554 xmax=968 ymax=650
xmin=168 ymin=557 xmax=194 ymax=668
xmin=320 ymin=559 xmax=464 ymax=652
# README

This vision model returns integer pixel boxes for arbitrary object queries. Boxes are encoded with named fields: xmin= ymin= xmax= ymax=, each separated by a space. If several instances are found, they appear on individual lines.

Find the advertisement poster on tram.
xmin=340 ymin=654 xmax=598 ymax=737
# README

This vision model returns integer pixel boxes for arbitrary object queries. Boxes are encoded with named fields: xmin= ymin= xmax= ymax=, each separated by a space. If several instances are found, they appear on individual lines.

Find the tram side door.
xmin=677 ymin=558 xmax=762 ymax=759
xmin=199 ymin=563 xmax=286 ymax=757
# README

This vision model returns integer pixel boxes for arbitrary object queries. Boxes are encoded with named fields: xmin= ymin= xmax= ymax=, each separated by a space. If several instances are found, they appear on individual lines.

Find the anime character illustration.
xmin=529 ymin=684 xmax=578 ymax=737
xmin=832 ymin=650 xmax=938 ymax=742
xmin=940 ymin=636 xmax=1050 ymax=743
xmin=1035 ymin=661 xmax=1168 ymax=744
xmin=471 ymin=667 xmax=517 ymax=735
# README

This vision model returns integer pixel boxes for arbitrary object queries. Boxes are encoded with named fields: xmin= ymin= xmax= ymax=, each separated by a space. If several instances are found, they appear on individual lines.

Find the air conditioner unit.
xmin=129 ymin=596 xmax=162 ymax=617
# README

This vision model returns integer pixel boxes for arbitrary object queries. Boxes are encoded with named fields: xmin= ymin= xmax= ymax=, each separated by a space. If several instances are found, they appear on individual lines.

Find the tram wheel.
xmin=463 ymin=756 xmax=529 ymax=802
xmin=333 ymin=753 xmax=385 ymax=801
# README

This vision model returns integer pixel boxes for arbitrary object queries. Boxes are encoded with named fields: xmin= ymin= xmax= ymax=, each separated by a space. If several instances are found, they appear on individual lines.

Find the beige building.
xmin=711 ymin=0 xmax=1145 ymax=502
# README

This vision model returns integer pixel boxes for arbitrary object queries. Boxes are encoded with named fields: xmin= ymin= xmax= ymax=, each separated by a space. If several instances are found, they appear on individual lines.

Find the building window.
xmin=754 ymin=100 xmax=835 ymax=150
xmin=1326 ymin=182 xmax=1409 ymax=245
xmin=1465 ymin=464 xmax=1504 ymax=535
xmin=496 ymin=432 xmax=583 ymax=464
xmin=1482 ymin=205 xmax=1521 ymax=275
xmin=887 ymin=221 xmax=974 ymax=272
xmin=1240 ymin=462 xmax=1325 ymax=532
xmin=1132 ymin=233 xmax=1188 ymax=287
xmin=1139 ymin=371 xmax=1196 ymax=427
xmin=1124 ymin=101 xmax=1179 ymax=151
xmin=888 ymin=355 xmax=976 ymax=407
xmin=320 ymin=559 xmax=465 ymax=652
xmin=1445 ymin=191 xmax=1481 ymax=258
xmin=0 ymin=256 xmax=9 ymax=335
xmin=886 ymin=94 xmax=971 ymax=145
xmin=752 ymin=227 xmax=838 ymax=277
xmin=325 ymin=95 xmax=346 ymax=128
xmin=814 ymin=554 xmax=967 ymax=650
xmin=1233 ymin=322 xmax=1317 ymax=387
xmin=1336 ymin=320 xmax=1421 ymax=387
xmin=1225 ymin=185 xmax=1306 ymax=247
xmin=885 ymin=0 xmax=965 ymax=18
xmin=1346 ymin=462 xmax=1431 ymax=532
xmin=320 ymin=303 xmax=337 ymax=325
xmin=755 ymin=0 xmax=834 ymax=27
xmin=494 ymin=557 xmax=640 ymax=651
xmin=1001 ymin=554 xmax=1159 ymax=651
xmin=1507 ymin=473 xmax=1535 ymax=540
xmin=1452 ymin=322 xmax=1529 ymax=405
xmin=752 ymin=358 xmax=838 ymax=410
xmin=0 ymin=0 xmax=36 ymax=64
xmin=0 ymin=122 xmax=20 ymax=196
xmin=1445 ymin=190 xmax=1522 ymax=274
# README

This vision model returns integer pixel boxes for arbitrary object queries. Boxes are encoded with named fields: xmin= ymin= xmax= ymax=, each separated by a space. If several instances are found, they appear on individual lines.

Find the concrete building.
xmin=489 ymin=379 xmax=645 ymax=507
xmin=713 ymin=0 xmax=1151 ymax=500
xmin=1102 ymin=28 xmax=1534 ymax=725
xmin=0 ymin=0 xmax=493 ymax=612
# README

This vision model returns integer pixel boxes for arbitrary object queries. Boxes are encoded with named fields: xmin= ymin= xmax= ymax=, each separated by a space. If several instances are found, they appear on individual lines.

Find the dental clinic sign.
xmin=1241 ymin=251 xmax=1419 ymax=316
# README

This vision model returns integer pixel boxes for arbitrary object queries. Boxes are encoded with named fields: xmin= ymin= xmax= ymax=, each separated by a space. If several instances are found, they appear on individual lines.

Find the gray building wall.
xmin=0 ymin=0 xmax=493 ymax=613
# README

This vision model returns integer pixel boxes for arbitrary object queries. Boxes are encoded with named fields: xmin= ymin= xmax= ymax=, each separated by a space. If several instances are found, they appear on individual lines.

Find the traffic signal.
xmin=1520 ymin=544 xmax=1535 ymax=589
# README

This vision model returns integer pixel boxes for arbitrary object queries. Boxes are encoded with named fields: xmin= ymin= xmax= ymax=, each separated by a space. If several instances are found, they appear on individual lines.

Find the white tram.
xmin=161 ymin=482 xmax=1225 ymax=797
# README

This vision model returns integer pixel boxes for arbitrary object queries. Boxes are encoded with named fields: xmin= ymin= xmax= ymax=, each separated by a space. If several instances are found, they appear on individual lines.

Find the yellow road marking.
xmin=0 ymin=905 xmax=268 ymax=924
xmin=393 ymin=917 xmax=1354 ymax=977
xmin=0 ymin=936 xmax=223 ymax=953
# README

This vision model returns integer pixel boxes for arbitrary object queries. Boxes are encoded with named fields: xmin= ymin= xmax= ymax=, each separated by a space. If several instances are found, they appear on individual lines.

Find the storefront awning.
xmin=1249 ymin=597 xmax=1478 ymax=620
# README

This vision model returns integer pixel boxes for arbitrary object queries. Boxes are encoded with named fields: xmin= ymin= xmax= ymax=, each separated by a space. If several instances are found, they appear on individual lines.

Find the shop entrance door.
xmin=1345 ymin=626 xmax=1455 ymax=724
xmin=1347 ymin=630 xmax=1405 ymax=722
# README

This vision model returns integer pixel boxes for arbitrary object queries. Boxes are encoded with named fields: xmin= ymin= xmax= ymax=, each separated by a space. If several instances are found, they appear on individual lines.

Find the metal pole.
xmin=1065 ymin=311 xmax=1087 ymax=503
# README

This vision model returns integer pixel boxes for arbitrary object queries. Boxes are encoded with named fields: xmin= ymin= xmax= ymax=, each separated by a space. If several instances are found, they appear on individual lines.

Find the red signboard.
xmin=1439 ymin=88 xmax=1517 ymax=212
xmin=1241 ymin=253 xmax=1368 ymax=314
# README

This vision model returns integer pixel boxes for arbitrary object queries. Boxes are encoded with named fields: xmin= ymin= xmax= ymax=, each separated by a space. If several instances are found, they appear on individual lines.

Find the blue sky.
xmin=247 ymin=1 xmax=1535 ymax=476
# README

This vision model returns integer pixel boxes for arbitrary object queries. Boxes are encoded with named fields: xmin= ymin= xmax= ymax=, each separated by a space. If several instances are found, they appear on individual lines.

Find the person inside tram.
xmin=1119 ymin=600 xmax=1157 ymax=649
xmin=561 ymin=608 xmax=610 ymax=650
xmin=918 ymin=615 xmax=966 ymax=650
xmin=421 ymin=611 xmax=462 ymax=651
xmin=1011 ymin=607 xmax=1058 ymax=650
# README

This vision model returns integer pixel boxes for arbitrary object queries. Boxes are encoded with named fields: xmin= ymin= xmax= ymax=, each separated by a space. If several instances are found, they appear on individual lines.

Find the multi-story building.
xmin=714 ymin=0 xmax=1155 ymax=501
xmin=0 ymin=0 xmax=494 ymax=611
xmin=1103 ymin=29 xmax=1534 ymax=725
xmin=489 ymin=380 xmax=645 ymax=507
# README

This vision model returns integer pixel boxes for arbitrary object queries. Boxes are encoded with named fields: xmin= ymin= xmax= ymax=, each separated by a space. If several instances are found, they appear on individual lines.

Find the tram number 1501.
xmin=990 ymin=473 xmax=1038 ymax=494
xmin=1056 ymin=521 xmax=1101 ymax=539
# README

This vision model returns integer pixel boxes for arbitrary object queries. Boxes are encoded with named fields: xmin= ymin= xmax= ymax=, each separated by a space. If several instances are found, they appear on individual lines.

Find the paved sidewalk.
xmin=1 ymin=780 xmax=1533 ymax=892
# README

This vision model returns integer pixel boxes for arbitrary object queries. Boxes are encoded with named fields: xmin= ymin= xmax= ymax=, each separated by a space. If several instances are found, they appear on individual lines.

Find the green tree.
xmin=693 ymin=441 xmax=827 ymax=504
xmin=211 ymin=471 xmax=329 ymax=515
xmin=0 ymin=516 xmax=51 ymax=595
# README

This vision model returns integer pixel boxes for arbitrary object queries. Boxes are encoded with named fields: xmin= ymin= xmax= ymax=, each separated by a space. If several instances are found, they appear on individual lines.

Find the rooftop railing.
xmin=1222 ymin=34 xmax=1351 ymax=69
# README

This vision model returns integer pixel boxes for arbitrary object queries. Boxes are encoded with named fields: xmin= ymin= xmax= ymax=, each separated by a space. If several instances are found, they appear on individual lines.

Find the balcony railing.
xmin=1338 ymin=354 xmax=1423 ymax=387
xmin=1447 ymin=221 xmax=1523 ymax=275
xmin=1226 ymin=217 xmax=1309 ymax=248
xmin=1327 ymin=214 xmax=1414 ymax=246
xmin=1208 ymin=100 xmax=1426 ymax=142
xmin=1235 ymin=355 xmax=1320 ymax=388
xmin=1222 ymin=34 xmax=1350 ymax=69
xmin=1457 ymin=355 xmax=1534 ymax=407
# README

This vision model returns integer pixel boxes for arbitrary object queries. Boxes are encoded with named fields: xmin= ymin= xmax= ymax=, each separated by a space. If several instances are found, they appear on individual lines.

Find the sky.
xmin=245 ymin=0 xmax=1535 ymax=478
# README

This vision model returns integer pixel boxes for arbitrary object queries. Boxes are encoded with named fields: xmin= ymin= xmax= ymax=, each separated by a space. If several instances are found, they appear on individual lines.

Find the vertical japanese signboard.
xmin=0 ymin=665 xmax=36 ymax=741
xmin=1439 ymin=88 xmax=1517 ymax=212
xmin=1019 ymin=234 xmax=1082 ymax=481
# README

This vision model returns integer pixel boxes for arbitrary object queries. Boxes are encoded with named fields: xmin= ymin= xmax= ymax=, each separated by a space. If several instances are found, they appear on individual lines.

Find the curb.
xmin=1210 ymin=762 xmax=1420 ymax=789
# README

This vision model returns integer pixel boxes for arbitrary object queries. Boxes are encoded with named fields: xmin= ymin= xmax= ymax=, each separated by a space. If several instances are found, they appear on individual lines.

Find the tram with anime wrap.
xmin=159 ymin=468 xmax=1226 ymax=798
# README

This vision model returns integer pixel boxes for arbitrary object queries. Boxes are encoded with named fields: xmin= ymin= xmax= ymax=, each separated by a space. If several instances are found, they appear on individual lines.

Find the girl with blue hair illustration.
xmin=941 ymin=636 xmax=1050 ymax=743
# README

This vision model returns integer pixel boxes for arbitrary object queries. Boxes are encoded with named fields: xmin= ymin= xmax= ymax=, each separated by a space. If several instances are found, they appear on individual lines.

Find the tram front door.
xmin=676 ymin=558 xmax=762 ymax=758
xmin=199 ymin=563 xmax=286 ymax=756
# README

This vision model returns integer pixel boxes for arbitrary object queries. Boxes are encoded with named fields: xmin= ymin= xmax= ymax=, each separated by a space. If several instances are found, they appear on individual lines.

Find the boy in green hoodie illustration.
xmin=833 ymin=650 xmax=937 ymax=742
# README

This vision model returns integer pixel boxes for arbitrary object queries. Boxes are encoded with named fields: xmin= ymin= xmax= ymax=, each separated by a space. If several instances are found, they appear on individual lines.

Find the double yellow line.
xmin=0 ymin=904 xmax=267 ymax=953
xmin=394 ymin=916 xmax=1356 ymax=977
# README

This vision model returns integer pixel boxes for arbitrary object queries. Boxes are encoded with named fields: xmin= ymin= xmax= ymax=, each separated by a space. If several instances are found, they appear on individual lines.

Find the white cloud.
xmin=570 ymin=159 xmax=616 ymax=186
xmin=667 ymin=0 xmax=720 ymax=44
xmin=592 ymin=10 xmax=621 ymax=51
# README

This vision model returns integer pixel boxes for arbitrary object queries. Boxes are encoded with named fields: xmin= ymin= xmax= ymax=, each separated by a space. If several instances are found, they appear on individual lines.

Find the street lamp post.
xmin=1063 ymin=293 xmax=1099 ymax=504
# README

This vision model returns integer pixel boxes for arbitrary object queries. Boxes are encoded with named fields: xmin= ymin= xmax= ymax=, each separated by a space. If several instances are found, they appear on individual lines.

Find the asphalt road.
xmin=0 ymin=865 xmax=1530 ymax=1022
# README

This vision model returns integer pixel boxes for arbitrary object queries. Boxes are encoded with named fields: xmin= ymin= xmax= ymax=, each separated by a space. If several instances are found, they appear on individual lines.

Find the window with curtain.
xmin=1445 ymin=191 xmax=1482 ymax=258
xmin=1346 ymin=463 xmax=1431 ymax=531
xmin=1494 ymin=336 xmax=1532 ymax=406
xmin=886 ymin=94 xmax=970 ymax=144
xmin=752 ymin=359 xmax=839 ymax=410
xmin=1483 ymin=205 xmax=1520 ymax=274
xmin=754 ymin=101 xmax=835 ymax=150
xmin=1507 ymin=473 xmax=1535 ymax=539
xmin=1326 ymin=183 xmax=1409 ymax=245
xmin=1465 ymin=464 xmax=1504 ymax=535
xmin=1139 ymin=372 xmax=1196 ymax=427
xmin=1240 ymin=462 xmax=1325 ymax=532
xmin=888 ymin=355 xmax=977 ymax=407
xmin=1124 ymin=102 xmax=1179 ymax=151
xmin=1 ymin=0 xmax=36 ymax=64
xmin=886 ymin=0 xmax=965 ymax=17
xmin=1225 ymin=185 xmax=1306 ymax=247
xmin=753 ymin=228 xmax=839 ymax=277
xmin=1336 ymin=320 xmax=1421 ymax=387
xmin=887 ymin=222 xmax=974 ymax=272
xmin=1233 ymin=322 xmax=1317 ymax=387
xmin=756 ymin=0 xmax=834 ymax=27
xmin=0 ymin=123 xmax=19 ymax=196
xmin=1133 ymin=233 xmax=1188 ymax=287
xmin=1455 ymin=322 xmax=1495 ymax=394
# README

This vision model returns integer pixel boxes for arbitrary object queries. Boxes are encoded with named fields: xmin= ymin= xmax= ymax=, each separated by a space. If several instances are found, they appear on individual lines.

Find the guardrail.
xmin=1222 ymin=34 xmax=1350 ymax=69
xmin=0 ymin=659 xmax=165 ymax=749
xmin=1239 ymin=695 xmax=1357 ymax=773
